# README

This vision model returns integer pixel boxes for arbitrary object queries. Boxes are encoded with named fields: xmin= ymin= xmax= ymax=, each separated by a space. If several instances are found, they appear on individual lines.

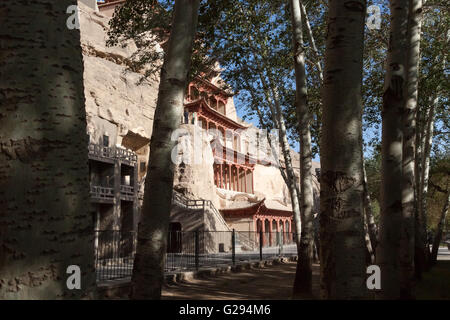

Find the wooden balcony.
xmin=115 ymin=148 xmax=137 ymax=166
xmin=120 ymin=185 xmax=135 ymax=201
xmin=88 ymin=143 xmax=115 ymax=164
xmin=90 ymin=185 xmax=114 ymax=203
xmin=88 ymin=143 xmax=137 ymax=166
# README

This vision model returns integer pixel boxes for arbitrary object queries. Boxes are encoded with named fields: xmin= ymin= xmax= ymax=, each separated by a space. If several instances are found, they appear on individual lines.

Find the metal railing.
xmin=95 ymin=230 xmax=137 ymax=281
xmin=95 ymin=230 xmax=297 ymax=281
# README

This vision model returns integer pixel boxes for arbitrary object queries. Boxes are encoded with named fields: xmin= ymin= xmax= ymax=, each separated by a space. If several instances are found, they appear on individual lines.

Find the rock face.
xmin=79 ymin=2 xmax=160 ymax=147
xmin=78 ymin=1 xmax=321 ymax=235
xmin=173 ymin=124 xmax=218 ymax=208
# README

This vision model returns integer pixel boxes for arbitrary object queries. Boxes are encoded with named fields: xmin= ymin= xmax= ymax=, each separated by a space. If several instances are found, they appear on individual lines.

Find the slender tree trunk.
xmin=419 ymin=99 xmax=435 ymax=269
xmin=258 ymin=73 xmax=303 ymax=244
xmin=376 ymin=0 xmax=408 ymax=300
xmin=319 ymin=0 xmax=367 ymax=299
xmin=363 ymin=159 xmax=377 ymax=262
xmin=400 ymin=0 xmax=423 ymax=299
xmin=300 ymin=2 xmax=323 ymax=82
xmin=290 ymin=0 xmax=314 ymax=297
xmin=414 ymin=99 xmax=435 ymax=278
xmin=131 ymin=0 xmax=200 ymax=300
xmin=414 ymin=103 xmax=426 ymax=278
xmin=0 ymin=1 xmax=95 ymax=299
xmin=363 ymin=209 xmax=375 ymax=264
xmin=431 ymin=192 xmax=449 ymax=265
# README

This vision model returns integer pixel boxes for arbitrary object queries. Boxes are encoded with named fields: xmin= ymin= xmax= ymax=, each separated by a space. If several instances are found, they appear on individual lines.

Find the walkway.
xmin=162 ymin=261 xmax=320 ymax=300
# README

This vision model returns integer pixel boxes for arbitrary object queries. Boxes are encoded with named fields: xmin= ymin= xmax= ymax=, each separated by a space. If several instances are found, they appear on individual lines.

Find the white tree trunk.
xmin=259 ymin=74 xmax=302 ymax=241
xmin=290 ymin=0 xmax=315 ymax=297
xmin=319 ymin=0 xmax=367 ymax=299
xmin=400 ymin=0 xmax=423 ymax=299
xmin=300 ymin=2 xmax=323 ymax=82
xmin=376 ymin=0 xmax=408 ymax=300
xmin=0 ymin=0 xmax=95 ymax=299
xmin=419 ymin=99 xmax=435 ymax=260
xmin=363 ymin=159 xmax=377 ymax=259
xmin=131 ymin=0 xmax=200 ymax=300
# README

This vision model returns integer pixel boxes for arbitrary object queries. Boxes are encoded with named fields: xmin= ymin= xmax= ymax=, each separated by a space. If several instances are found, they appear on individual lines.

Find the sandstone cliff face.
xmin=78 ymin=1 xmax=320 ymax=222
xmin=173 ymin=124 xmax=219 ymax=208
xmin=79 ymin=2 xmax=160 ymax=146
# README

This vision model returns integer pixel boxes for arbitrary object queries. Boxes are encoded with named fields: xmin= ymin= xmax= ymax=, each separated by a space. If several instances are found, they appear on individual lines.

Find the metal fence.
xmin=95 ymin=230 xmax=136 ymax=282
xmin=95 ymin=230 xmax=298 ymax=281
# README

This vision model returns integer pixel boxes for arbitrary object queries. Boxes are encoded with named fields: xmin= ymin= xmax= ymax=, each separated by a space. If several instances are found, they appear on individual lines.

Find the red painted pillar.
xmin=269 ymin=219 xmax=273 ymax=246
xmin=219 ymin=163 xmax=223 ymax=188
xmin=228 ymin=164 xmax=232 ymax=190
xmin=236 ymin=166 xmax=240 ymax=192
xmin=289 ymin=219 xmax=293 ymax=242
xmin=244 ymin=169 xmax=247 ymax=193
xmin=251 ymin=169 xmax=254 ymax=194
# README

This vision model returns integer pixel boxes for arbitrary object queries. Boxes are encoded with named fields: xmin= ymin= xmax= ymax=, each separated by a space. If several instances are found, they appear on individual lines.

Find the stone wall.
xmin=79 ymin=2 xmax=160 ymax=149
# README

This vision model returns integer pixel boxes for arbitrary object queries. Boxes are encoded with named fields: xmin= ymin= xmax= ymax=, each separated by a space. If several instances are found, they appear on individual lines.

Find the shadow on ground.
xmin=162 ymin=261 xmax=320 ymax=300
xmin=415 ymin=260 xmax=450 ymax=300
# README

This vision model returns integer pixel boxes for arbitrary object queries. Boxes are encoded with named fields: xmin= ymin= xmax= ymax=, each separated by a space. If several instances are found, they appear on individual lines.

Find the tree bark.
xmin=131 ymin=0 xmax=200 ymax=300
xmin=431 ymin=192 xmax=449 ymax=265
xmin=290 ymin=0 xmax=315 ymax=297
xmin=363 ymin=159 xmax=377 ymax=262
xmin=376 ymin=0 xmax=408 ymax=300
xmin=319 ymin=0 xmax=367 ymax=299
xmin=419 ymin=98 xmax=435 ymax=268
xmin=400 ymin=0 xmax=423 ymax=299
xmin=414 ymin=102 xmax=426 ymax=278
xmin=362 ymin=157 xmax=378 ymax=252
xmin=0 ymin=1 xmax=95 ymax=299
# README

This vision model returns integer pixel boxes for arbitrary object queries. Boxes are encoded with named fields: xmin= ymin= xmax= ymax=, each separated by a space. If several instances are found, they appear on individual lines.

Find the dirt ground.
xmin=162 ymin=261 xmax=321 ymax=300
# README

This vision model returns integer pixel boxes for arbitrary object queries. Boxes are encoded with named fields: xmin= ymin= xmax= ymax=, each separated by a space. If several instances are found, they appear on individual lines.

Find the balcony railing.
xmin=88 ymin=142 xmax=137 ymax=165
xmin=115 ymin=147 xmax=138 ymax=165
xmin=120 ymin=185 xmax=134 ymax=194
xmin=90 ymin=185 xmax=114 ymax=201
xmin=120 ymin=185 xmax=134 ymax=201
xmin=88 ymin=143 xmax=115 ymax=160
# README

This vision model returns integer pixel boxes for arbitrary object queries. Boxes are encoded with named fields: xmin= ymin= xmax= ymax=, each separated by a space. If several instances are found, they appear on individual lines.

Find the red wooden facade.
xmin=184 ymin=78 xmax=256 ymax=194
xmin=221 ymin=200 xmax=294 ymax=246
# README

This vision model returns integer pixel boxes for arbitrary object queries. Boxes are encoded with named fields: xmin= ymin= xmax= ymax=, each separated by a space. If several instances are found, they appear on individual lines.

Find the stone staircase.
xmin=171 ymin=191 xmax=258 ymax=251
xmin=171 ymin=191 xmax=231 ymax=232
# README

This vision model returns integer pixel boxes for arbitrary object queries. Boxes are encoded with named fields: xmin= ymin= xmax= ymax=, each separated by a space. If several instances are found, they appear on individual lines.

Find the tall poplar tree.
xmin=319 ymin=0 xmax=368 ymax=299
xmin=290 ymin=0 xmax=315 ymax=296
xmin=0 ymin=0 xmax=95 ymax=299
xmin=131 ymin=0 xmax=200 ymax=299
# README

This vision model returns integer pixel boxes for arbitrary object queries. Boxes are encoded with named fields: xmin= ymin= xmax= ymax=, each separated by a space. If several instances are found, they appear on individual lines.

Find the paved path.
xmin=162 ymin=249 xmax=450 ymax=300
xmin=162 ymin=261 xmax=320 ymax=300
